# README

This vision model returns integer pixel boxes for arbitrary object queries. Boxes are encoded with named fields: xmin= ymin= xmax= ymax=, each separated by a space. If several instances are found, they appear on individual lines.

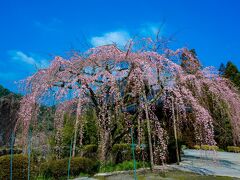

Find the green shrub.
xmin=81 ymin=144 xmax=98 ymax=159
xmin=201 ymin=145 xmax=219 ymax=151
xmin=0 ymin=154 xmax=37 ymax=180
xmin=193 ymin=145 xmax=200 ymax=150
xmin=0 ymin=148 xmax=22 ymax=156
xmin=112 ymin=144 xmax=131 ymax=164
xmin=193 ymin=145 xmax=218 ymax=151
xmin=40 ymin=157 xmax=100 ymax=179
xmin=227 ymin=146 xmax=240 ymax=153
xmin=181 ymin=145 xmax=187 ymax=150
xmin=100 ymin=161 xmax=149 ymax=173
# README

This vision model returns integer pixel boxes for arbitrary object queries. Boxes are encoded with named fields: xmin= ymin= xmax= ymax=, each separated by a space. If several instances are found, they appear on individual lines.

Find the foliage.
xmin=0 ymin=148 xmax=22 ymax=156
xmin=201 ymin=145 xmax=219 ymax=151
xmin=48 ymin=113 xmax=75 ymax=159
xmin=200 ymin=86 xmax=234 ymax=148
xmin=112 ymin=144 xmax=132 ymax=164
xmin=181 ymin=48 xmax=201 ymax=74
xmin=220 ymin=61 xmax=240 ymax=89
xmin=40 ymin=157 xmax=100 ymax=179
xmin=37 ymin=106 xmax=55 ymax=132
xmin=227 ymin=146 xmax=240 ymax=153
xmin=0 ymin=84 xmax=11 ymax=98
xmin=167 ymin=138 xmax=183 ymax=163
xmin=193 ymin=145 xmax=201 ymax=150
xmin=0 ymin=94 xmax=20 ymax=146
xmin=99 ymin=161 xmax=149 ymax=173
xmin=193 ymin=145 xmax=219 ymax=151
xmin=81 ymin=144 xmax=98 ymax=159
xmin=0 ymin=84 xmax=21 ymax=99
xmin=17 ymin=39 xmax=240 ymax=164
xmin=0 ymin=154 xmax=37 ymax=179
xmin=82 ymin=109 xmax=98 ymax=145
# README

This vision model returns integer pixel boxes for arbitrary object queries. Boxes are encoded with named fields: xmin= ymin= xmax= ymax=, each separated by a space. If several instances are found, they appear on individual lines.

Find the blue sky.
xmin=0 ymin=0 xmax=239 ymax=92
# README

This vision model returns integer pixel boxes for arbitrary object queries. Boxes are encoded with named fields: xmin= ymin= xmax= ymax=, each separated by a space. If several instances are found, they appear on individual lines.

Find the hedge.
xmin=227 ymin=146 xmax=240 ymax=153
xmin=0 ymin=148 xmax=22 ymax=157
xmin=193 ymin=145 xmax=219 ymax=151
xmin=81 ymin=144 xmax=98 ymax=159
xmin=112 ymin=144 xmax=131 ymax=164
xmin=40 ymin=157 xmax=100 ymax=179
xmin=0 ymin=154 xmax=37 ymax=180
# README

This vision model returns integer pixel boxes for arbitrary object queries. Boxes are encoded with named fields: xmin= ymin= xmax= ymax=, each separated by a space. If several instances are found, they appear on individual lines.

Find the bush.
xmin=81 ymin=144 xmax=98 ymax=159
xmin=0 ymin=154 xmax=37 ymax=180
xmin=0 ymin=148 xmax=22 ymax=157
xmin=112 ymin=144 xmax=131 ymax=164
xmin=193 ymin=145 xmax=201 ymax=150
xmin=167 ymin=138 xmax=183 ymax=163
xmin=100 ymin=161 xmax=149 ymax=173
xmin=193 ymin=145 xmax=219 ymax=151
xmin=40 ymin=157 xmax=100 ymax=179
xmin=227 ymin=146 xmax=240 ymax=153
xmin=201 ymin=145 xmax=219 ymax=151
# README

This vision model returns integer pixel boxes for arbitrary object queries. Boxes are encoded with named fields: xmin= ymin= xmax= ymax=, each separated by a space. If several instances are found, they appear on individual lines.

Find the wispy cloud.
xmin=8 ymin=50 xmax=49 ymax=69
xmin=91 ymin=31 xmax=130 ymax=47
xmin=90 ymin=23 xmax=166 ymax=47
xmin=139 ymin=23 xmax=165 ymax=37
xmin=34 ymin=18 xmax=62 ymax=32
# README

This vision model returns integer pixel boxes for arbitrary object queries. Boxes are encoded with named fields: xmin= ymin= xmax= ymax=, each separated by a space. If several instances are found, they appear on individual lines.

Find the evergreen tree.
xmin=219 ymin=61 xmax=240 ymax=89
xmin=181 ymin=49 xmax=201 ymax=74
xmin=0 ymin=85 xmax=11 ymax=98
xmin=224 ymin=61 xmax=238 ymax=80
xmin=219 ymin=63 xmax=226 ymax=76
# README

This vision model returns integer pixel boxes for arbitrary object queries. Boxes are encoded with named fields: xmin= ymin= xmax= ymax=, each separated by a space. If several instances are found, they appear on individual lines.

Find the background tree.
xmin=180 ymin=49 xmax=201 ymax=74
xmin=219 ymin=61 xmax=240 ymax=89
xmin=218 ymin=63 xmax=226 ymax=76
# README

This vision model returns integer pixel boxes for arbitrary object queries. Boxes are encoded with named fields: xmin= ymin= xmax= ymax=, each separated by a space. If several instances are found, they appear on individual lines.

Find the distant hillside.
xmin=0 ymin=84 xmax=21 ymax=146
xmin=0 ymin=85 xmax=11 ymax=98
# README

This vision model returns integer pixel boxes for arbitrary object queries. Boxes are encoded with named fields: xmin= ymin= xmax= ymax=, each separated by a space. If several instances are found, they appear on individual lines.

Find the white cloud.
xmin=9 ymin=50 xmax=49 ymax=69
xmin=91 ymin=31 xmax=130 ymax=47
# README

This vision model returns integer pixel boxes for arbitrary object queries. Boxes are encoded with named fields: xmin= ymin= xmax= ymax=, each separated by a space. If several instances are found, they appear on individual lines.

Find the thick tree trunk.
xmin=99 ymin=130 xmax=110 ymax=162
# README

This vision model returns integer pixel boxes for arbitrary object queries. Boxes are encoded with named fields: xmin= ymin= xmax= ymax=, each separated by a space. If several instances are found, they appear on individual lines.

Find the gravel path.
xmin=171 ymin=149 xmax=240 ymax=178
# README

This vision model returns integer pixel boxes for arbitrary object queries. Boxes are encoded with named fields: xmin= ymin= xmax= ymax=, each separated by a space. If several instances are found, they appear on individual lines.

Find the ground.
xmin=73 ymin=149 xmax=240 ymax=180
xmin=173 ymin=149 xmax=240 ymax=178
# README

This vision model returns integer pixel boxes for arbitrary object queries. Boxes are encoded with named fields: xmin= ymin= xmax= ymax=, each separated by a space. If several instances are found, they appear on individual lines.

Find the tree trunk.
xmin=172 ymin=98 xmax=180 ymax=165
xmin=72 ymin=116 xmax=79 ymax=157
xmin=99 ymin=130 xmax=110 ymax=162
xmin=72 ymin=98 xmax=82 ymax=157
xmin=143 ymin=94 xmax=154 ymax=170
